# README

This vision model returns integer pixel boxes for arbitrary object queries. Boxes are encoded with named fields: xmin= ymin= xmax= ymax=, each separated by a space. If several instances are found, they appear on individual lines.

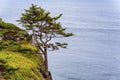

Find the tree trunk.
xmin=31 ymin=27 xmax=52 ymax=80
xmin=43 ymin=48 xmax=52 ymax=80
xmin=44 ymin=47 xmax=48 ymax=72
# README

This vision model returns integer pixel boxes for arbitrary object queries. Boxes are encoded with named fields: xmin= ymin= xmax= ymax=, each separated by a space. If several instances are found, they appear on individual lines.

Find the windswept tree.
xmin=17 ymin=4 xmax=73 ymax=80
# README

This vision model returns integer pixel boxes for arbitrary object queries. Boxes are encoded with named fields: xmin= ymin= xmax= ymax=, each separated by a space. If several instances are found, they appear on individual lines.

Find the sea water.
xmin=0 ymin=0 xmax=120 ymax=80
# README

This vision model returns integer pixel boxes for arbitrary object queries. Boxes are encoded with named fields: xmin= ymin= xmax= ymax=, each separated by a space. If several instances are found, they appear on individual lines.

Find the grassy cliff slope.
xmin=0 ymin=40 xmax=45 ymax=80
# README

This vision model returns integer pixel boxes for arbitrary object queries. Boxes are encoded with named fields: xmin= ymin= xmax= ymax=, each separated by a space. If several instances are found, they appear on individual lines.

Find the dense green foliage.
xmin=0 ymin=20 xmax=29 ymax=41
xmin=0 ymin=40 xmax=45 ymax=80
xmin=0 ymin=40 xmax=38 ymax=54
xmin=0 ymin=19 xmax=45 ymax=80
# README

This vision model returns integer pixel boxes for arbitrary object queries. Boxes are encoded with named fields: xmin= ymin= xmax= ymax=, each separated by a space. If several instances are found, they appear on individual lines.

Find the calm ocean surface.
xmin=1 ymin=0 xmax=120 ymax=80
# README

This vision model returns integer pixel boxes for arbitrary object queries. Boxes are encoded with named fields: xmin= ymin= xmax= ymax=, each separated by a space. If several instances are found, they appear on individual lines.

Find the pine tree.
xmin=17 ymin=4 xmax=73 ymax=80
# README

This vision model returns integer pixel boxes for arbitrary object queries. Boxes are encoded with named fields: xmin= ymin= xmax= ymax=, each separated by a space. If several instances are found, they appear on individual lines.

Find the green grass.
xmin=0 ymin=40 xmax=45 ymax=80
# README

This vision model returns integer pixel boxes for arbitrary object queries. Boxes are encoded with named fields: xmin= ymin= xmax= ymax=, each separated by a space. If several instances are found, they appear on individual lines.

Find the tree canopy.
xmin=0 ymin=19 xmax=29 ymax=41
xmin=17 ymin=4 xmax=73 ymax=50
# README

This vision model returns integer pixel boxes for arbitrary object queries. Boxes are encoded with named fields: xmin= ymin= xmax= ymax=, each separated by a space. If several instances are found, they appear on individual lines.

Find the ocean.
xmin=0 ymin=0 xmax=120 ymax=80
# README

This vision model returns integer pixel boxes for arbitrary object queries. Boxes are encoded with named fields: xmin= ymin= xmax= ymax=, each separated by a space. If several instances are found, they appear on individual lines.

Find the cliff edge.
xmin=0 ymin=40 xmax=45 ymax=80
